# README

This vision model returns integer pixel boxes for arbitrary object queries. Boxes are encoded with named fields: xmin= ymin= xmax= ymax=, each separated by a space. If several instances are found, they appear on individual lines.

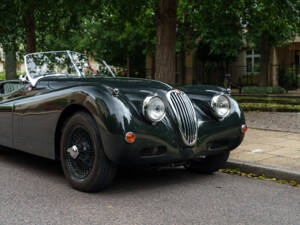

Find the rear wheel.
xmin=60 ymin=111 xmax=117 ymax=192
xmin=187 ymin=152 xmax=230 ymax=174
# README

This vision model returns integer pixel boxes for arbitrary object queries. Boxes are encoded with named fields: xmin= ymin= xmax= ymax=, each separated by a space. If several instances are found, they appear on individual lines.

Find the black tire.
xmin=187 ymin=152 xmax=230 ymax=174
xmin=60 ymin=111 xmax=117 ymax=192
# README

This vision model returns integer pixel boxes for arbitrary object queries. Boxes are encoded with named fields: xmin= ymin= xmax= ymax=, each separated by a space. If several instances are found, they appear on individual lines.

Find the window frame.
xmin=246 ymin=49 xmax=260 ymax=75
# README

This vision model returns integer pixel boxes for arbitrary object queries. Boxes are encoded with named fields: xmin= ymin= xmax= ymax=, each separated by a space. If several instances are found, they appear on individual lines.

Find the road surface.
xmin=0 ymin=149 xmax=299 ymax=225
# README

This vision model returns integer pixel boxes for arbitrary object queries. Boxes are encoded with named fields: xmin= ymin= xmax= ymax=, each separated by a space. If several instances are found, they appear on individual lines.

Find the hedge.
xmin=240 ymin=103 xmax=300 ymax=112
xmin=234 ymin=96 xmax=300 ymax=105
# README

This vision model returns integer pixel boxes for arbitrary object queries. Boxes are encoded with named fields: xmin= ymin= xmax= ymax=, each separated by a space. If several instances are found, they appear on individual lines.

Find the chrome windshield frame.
xmin=24 ymin=50 xmax=115 ymax=87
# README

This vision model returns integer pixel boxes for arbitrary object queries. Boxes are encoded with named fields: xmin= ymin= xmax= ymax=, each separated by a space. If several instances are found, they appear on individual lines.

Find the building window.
xmin=246 ymin=50 xmax=260 ymax=74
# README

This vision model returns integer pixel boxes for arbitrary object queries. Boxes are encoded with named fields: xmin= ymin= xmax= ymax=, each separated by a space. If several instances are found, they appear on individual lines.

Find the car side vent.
xmin=167 ymin=90 xmax=198 ymax=146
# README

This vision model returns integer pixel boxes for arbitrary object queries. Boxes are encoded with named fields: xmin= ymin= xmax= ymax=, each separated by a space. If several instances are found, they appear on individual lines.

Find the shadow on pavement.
xmin=0 ymin=147 xmax=213 ymax=193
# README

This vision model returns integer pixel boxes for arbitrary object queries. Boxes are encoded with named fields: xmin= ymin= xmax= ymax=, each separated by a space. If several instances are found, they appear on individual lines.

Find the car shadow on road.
xmin=0 ymin=147 xmax=214 ymax=193
xmin=106 ymin=167 xmax=211 ymax=194
xmin=0 ymin=147 xmax=64 ymax=178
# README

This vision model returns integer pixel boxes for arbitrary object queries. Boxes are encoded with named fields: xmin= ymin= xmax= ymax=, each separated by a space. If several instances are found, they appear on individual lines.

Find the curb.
xmin=226 ymin=159 xmax=300 ymax=183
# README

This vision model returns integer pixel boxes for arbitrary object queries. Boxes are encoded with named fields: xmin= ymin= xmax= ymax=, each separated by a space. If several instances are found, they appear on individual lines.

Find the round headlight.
xmin=211 ymin=95 xmax=231 ymax=118
xmin=143 ymin=96 xmax=166 ymax=122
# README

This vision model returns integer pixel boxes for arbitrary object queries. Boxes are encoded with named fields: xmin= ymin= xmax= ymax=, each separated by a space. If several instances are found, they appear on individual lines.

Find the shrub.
xmin=241 ymin=86 xmax=286 ymax=94
xmin=278 ymin=66 xmax=298 ymax=91
xmin=233 ymin=96 xmax=300 ymax=105
xmin=240 ymin=103 xmax=300 ymax=112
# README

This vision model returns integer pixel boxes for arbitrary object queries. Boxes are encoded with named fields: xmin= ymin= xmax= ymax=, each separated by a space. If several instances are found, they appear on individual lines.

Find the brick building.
xmin=146 ymin=36 xmax=300 ymax=87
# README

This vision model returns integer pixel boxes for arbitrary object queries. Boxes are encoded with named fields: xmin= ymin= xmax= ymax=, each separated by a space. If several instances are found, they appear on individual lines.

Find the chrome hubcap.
xmin=67 ymin=145 xmax=79 ymax=159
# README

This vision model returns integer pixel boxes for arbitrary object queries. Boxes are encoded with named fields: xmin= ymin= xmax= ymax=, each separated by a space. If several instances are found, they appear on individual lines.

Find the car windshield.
xmin=24 ymin=51 xmax=115 ymax=80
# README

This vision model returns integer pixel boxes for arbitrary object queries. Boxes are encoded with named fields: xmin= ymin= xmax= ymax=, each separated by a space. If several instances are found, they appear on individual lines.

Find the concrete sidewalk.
xmin=227 ymin=128 xmax=300 ymax=181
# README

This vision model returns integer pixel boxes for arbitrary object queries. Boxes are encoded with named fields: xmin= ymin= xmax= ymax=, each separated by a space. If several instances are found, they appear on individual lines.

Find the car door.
xmin=12 ymin=81 xmax=61 ymax=159
xmin=0 ymin=82 xmax=20 ymax=148
xmin=0 ymin=101 xmax=13 ymax=147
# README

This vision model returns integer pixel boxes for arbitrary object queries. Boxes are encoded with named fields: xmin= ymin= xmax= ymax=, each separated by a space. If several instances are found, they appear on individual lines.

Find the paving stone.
xmin=268 ymin=148 xmax=300 ymax=158
xmin=245 ymin=112 xmax=300 ymax=133
xmin=230 ymin=128 xmax=300 ymax=172
xmin=230 ymin=151 xmax=274 ymax=162
xmin=258 ymin=157 xmax=300 ymax=170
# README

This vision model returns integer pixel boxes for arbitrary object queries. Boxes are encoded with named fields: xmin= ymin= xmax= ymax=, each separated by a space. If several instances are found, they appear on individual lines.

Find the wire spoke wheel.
xmin=65 ymin=126 xmax=95 ymax=179
xmin=60 ymin=112 xmax=117 ymax=192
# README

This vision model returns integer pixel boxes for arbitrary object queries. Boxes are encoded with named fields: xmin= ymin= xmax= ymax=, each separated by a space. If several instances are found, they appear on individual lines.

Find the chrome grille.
xmin=167 ymin=90 xmax=198 ymax=146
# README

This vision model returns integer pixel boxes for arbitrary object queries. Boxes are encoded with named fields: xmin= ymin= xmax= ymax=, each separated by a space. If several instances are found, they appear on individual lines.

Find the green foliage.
xmin=195 ymin=0 xmax=245 ymax=60
xmin=278 ymin=66 xmax=299 ymax=91
xmin=239 ymin=102 xmax=300 ymax=112
xmin=234 ymin=96 xmax=300 ymax=104
xmin=242 ymin=86 xmax=286 ymax=94
xmin=1 ymin=0 xmax=300 ymax=82
xmin=0 ymin=0 xmax=23 ymax=49
xmin=0 ymin=71 xmax=5 ymax=80
xmin=243 ymin=0 xmax=300 ymax=47
xmin=234 ymin=90 xmax=300 ymax=112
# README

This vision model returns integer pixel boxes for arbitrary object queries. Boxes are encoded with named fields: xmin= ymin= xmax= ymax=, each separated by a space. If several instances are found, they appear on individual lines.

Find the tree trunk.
xmin=24 ymin=7 xmax=36 ymax=53
xmin=4 ymin=45 xmax=17 ymax=80
xmin=155 ymin=0 xmax=177 ymax=85
xmin=259 ymin=31 xmax=271 ymax=86
xmin=176 ymin=49 xmax=185 ymax=85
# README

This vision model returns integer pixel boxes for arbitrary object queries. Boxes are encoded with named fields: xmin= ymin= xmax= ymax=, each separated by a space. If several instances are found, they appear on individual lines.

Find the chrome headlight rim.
xmin=143 ymin=96 xmax=166 ymax=123
xmin=211 ymin=95 xmax=231 ymax=119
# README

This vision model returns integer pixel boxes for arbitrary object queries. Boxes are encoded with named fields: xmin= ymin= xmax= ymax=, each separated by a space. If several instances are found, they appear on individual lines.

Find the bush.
xmin=241 ymin=86 xmax=286 ymax=94
xmin=240 ymin=103 xmax=300 ymax=112
xmin=233 ymin=96 xmax=300 ymax=105
xmin=278 ymin=66 xmax=298 ymax=91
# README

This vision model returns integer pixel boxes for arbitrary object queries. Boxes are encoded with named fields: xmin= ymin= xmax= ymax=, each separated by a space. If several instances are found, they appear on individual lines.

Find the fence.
xmin=194 ymin=63 xmax=300 ymax=90
xmin=145 ymin=63 xmax=300 ymax=90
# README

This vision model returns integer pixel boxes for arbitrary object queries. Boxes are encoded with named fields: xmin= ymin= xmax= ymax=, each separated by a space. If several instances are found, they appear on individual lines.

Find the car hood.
xmin=46 ymin=76 xmax=229 ymax=118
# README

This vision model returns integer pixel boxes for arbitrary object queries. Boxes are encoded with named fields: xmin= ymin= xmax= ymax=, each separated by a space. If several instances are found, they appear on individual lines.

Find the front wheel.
xmin=60 ymin=111 xmax=117 ymax=192
xmin=187 ymin=152 xmax=230 ymax=174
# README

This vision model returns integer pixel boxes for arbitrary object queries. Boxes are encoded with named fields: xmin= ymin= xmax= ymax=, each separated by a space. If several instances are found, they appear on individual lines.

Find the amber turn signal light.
xmin=241 ymin=125 xmax=247 ymax=133
xmin=125 ymin=132 xmax=135 ymax=143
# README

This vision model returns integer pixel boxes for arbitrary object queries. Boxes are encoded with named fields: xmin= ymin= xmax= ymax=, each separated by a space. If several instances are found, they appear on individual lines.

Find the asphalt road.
xmin=0 ymin=149 xmax=300 ymax=225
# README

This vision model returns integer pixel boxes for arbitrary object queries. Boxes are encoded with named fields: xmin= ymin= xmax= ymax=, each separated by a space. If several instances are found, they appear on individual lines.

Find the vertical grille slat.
xmin=175 ymin=94 xmax=189 ymax=139
xmin=167 ymin=90 xmax=198 ymax=146
xmin=182 ymin=94 xmax=194 ymax=142
xmin=177 ymin=94 xmax=191 ymax=139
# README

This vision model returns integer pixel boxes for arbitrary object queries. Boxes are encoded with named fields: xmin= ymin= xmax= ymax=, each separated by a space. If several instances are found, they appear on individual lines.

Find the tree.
xmin=154 ymin=0 xmax=177 ymax=85
xmin=243 ymin=0 xmax=300 ymax=86
xmin=0 ymin=0 xmax=21 ymax=79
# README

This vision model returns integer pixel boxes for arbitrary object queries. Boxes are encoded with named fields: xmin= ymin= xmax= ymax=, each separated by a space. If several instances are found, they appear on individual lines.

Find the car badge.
xmin=174 ymin=89 xmax=180 ymax=93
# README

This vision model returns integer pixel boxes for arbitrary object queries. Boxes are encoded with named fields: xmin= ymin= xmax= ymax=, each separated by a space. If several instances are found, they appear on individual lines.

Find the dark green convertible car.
xmin=0 ymin=51 xmax=246 ymax=192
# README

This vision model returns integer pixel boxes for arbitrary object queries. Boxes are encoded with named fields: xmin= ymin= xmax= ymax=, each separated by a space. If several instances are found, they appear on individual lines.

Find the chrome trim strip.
xmin=23 ymin=50 xmax=116 ymax=87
